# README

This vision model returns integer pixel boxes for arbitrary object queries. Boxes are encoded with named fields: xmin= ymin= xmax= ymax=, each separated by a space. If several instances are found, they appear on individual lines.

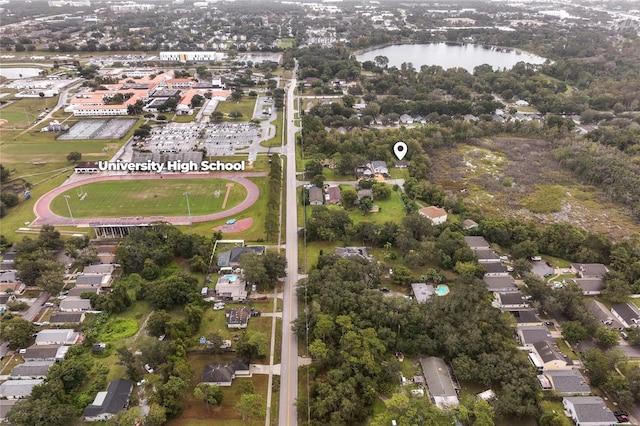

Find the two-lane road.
xmin=278 ymin=65 xmax=300 ymax=426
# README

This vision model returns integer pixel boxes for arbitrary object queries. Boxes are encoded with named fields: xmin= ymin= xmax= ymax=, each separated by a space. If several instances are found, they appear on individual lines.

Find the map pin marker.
xmin=393 ymin=141 xmax=407 ymax=161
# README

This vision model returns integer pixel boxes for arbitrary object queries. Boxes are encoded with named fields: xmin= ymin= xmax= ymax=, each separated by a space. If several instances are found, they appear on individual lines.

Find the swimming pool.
xmin=435 ymin=284 xmax=450 ymax=296
xmin=223 ymin=274 xmax=238 ymax=281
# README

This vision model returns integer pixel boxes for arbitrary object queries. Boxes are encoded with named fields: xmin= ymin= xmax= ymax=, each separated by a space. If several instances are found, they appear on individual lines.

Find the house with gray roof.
xmin=611 ymin=302 xmax=640 ymax=328
xmin=214 ymin=274 xmax=247 ymax=302
xmin=368 ymin=160 xmax=389 ymax=177
xmin=570 ymin=263 xmax=609 ymax=279
xmin=49 ymin=312 xmax=86 ymax=324
xmin=22 ymin=345 xmax=67 ymax=362
xmin=544 ymin=370 xmax=590 ymax=395
xmin=67 ymin=286 xmax=99 ymax=298
xmin=0 ymin=400 xmax=17 ymax=422
xmin=334 ymin=247 xmax=374 ymax=262
xmin=508 ymin=308 xmax=543 ymax=326
xmin=0 ymin=271 xmax=16 ymax=283
xmin=532 ymin=340 xmax=571 ymax=370
xmin=584 ymin=300 xmax=624 ymax=330
xmin=60 ymin=298 xmax=92 ymax=312
xmin=562 ymin=396 xmax=617 ymax=426
xmin=473 ymin=248 xmax=500 ymax=263
xmin=35 ymin=329 xmax=80 ymax=346
xmin=83 ymin=264 xmax=116 ymax=275
xmin=76 ymin=274 xmax=109 ymax=286
xmin=10 ymin=360 xmax=55 ymax=379
xmin=566 ymin=278 xmax=605 ymax=295
xmin=83 ymin=378 xmax=133 ymax=422
xmin=494 ymin=291 xmax=529 ymax=309
xmin=308 ymin=186 xmax=324 ymax=206
xmin=483 ymin=262 xmax=508 ymax=275
xmin=217 ymin=246 xmax=265 ymax=267
xmin=0 ymin=379 xmax=43 ymax=399
xmin=483 ymin=275 xmax=518 ymax=292
xmin=420 ymin=357 xmax=459 ymax=410
xmin=201 ymin=358 xmax=251 ymax=387
xmin=464 ymin=236 xmax=490 ymax=249
xmin=227 ymin=307 xmax=251 ymax=329
xmin=411 ymin=283 xmax=435 ymax=303
xmin=517 ymin=326 xmax=553 ymax=346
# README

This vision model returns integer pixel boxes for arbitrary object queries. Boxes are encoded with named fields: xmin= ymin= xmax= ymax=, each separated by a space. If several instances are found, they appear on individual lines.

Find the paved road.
xmin=22 ymin=291 xmax=50 ymax=322
xmin=31 ymin=172 xmax=265 ymax=227
xmin=278 ymin=63 xmax=300 ymax=426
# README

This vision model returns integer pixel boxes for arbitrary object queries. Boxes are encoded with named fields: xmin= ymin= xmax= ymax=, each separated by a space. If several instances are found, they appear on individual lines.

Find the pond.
xmin=0 ymin=67 xmax=44 ymax=79
xmin=357 ymin=43 xmax=547 ymax=73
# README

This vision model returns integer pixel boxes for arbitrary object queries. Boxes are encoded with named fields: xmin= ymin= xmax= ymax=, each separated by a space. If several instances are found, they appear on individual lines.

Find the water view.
xmin=357 ymin=43 xmax=547 ymax=73
xmin=0 ymin=67 xmax=44 ymax=79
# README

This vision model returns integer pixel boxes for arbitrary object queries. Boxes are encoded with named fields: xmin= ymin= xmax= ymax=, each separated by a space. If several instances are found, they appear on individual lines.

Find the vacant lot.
xmin=49 ymin=178 xmax=246 ymax=218
xmin=430 ymin=137 xmax=640 ymax=239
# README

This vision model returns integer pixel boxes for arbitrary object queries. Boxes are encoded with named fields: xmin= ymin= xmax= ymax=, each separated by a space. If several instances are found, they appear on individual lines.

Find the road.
xmin=22 ymin=291 xmax=50 ymax=322
xmin=278 ymin=64 xmax=300 ymax=426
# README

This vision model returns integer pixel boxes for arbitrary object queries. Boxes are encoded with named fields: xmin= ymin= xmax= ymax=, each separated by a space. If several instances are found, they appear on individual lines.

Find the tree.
xmin=236 ymin=393 xmax=265 ymax=426
xmin=595 ymin=327 xmax=621 ymax=347
xmin=66 ymin=151 xmax=82 ymax=162
xmin=239 ymin=252 xmax=268 ymax=286
xmin=372 ymin=183 xmax=391 ymax=201
xmin=304 ymin=160 xmax=323 ymax=180
xmin=341 ymin=187 xmax=357 ymax=208
xmin=263 ymin=251 xmax=287 ymax=283
xmin=561 ymin=321 xmax=589 ymax=343
xmin=147 ymin=310 xmax=172 ymax=337
xmin=358 ymin=196 xmax=373 ymax=215
xmin=194 ymin=383 xmax=224 ymax=408
xmin=237 ymin=332 xmax=268 ymax=359
xmin=1 ymin=317 xmax=35 ymax=349
xmin=35 ymin=267 xmax=64 ymax=294
xmin=539 ymin=410 xmax=572 ymax=426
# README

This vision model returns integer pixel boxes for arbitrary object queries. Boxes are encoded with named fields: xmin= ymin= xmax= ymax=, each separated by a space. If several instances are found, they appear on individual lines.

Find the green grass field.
xmin=0 ymin=95 xmax=58 ymax=129
xmin=215 ymin=98 xmax=256 ymax=121
xmin=49 ymin=178 xmax=247 ymax=218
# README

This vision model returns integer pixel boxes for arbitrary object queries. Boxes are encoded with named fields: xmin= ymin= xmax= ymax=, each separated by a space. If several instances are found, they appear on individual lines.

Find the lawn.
xmin=0 ymin=95 xmax=59 ymax=129
xmin=188 ymin=176 xmax=271 ymax=242
xmin=260 ymin=110 xmax=284 ymax=147
xmin=346 ymin=188 xmax=406 ymax=225
xmin=49 ymin=178 xmax=246 ymax=218
xmin=215 ymin=98 xmax=257 ymax=121
xmin=97 ymin=317 xmax=139 ymax=342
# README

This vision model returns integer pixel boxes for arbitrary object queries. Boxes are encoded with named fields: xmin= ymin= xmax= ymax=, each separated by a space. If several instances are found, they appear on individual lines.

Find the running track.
xmin=31 ymin=172 xmax=266 ymax=227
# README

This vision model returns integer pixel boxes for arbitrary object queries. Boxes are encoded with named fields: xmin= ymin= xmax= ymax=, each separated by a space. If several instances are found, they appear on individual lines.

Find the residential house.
xmin=508 ymin=308 xmax=543 ymax=327
xmin=566 ymin=278 xmax=605 ymax=296
xmin=411 ymin=283 xmax=435 ymax=303
xmin=562 ymin=396 xmax=617 ymax=426
xmin=482 ymin=275 xmax=518 ymax=292
xmin=217 ymin=246 xmax=265 ymax=267
xmin=462 ymin=219 xmax=479 ymax=230
xmin=399 ymin=114 xmax=413 ymax=124
xmin=201 ymin=358 xmax=251 ymax=386
xmin=463 ymin=236 xmax=490 ymax=249
xmin=611 ymin=302 xmax=640 ymax=328
xmin=67 ymin=286 xmax=99 ymax=298
xmin=394 ymin=160 xmax=408 ymax=168
xmin=35 ymin=329 xmax=80 ymax=346
xmin=494 ymin=291 xmax=529 ymax=309
xmin=418 ymin=206 xmax=447 ymax=225
xmin=483 ymin=262 xmax=509 ymax=275
xmin=517 ymin=326 xmax=553 ymax=346
xmin=226 ymin=307 xmax=251 ymax=329
xmin=76 ymin=274 xmax=111 ymax=287
xmin=22 ymin=345 xmax=68 ymax=362
xmin=334 ymin=247 xmax=374 ymax=262
xmin=0 ymin=271 xmax=17 ymax=283
xmin=544 ymin=370 xmax=590 ymax=395
xmin=0 ymin=379 xmax=44 ymax=399
xmin=83 ymin=264 xmax=116 ymax=275
xmin=325 ymin=185 xmax=341 ymax=204
xmin=531 ymin=340 xmax=571 ymax=370
xmin=10 ymin=361 xmax=55 ymax=379
xmin=49 ymin=312 xmax=86 ymax=324
xmin=584 ymin=300 xmax=624 ymax=330
xmin=60 ymin=298 xmax=92 ymax=312
xmin=214 ymin=274 xmax=247 ymax=302
xmin=83 ymin=379 xmax=133 ymax=422
xmin=368 ymin=160 xmax=389 ymax=177
xmin=355 ymin=165 xmax=373 ymax=179
xmin=356 ymin=188 xmax=373 ymax=203
xmin=473 ymin=248 xmax=501 ymax=263
xmin=0 ymin=400 xmax=17 ymax=423
xmin=570 ymin=263 xmax=609 ymax=279
xmin=308 ymin=186 xmax=324 ymax=206
xmin=420 ymin=357 xmax=459 ymax=410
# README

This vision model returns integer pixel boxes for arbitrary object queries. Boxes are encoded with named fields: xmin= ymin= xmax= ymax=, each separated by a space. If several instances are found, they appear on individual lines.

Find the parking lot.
xmin=136 ymin=122 xmax=261 ymax=157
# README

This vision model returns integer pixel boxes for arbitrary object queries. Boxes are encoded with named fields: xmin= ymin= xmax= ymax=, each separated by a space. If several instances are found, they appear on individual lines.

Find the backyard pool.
xmin=223 ymin=274 xmax=238 ymax=281
xmin=435 ymin=284 xmax=450 ymax=296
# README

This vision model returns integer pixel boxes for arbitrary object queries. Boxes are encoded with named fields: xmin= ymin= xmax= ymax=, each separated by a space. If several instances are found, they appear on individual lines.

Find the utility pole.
xmin=63 ymin=195 xmax=75 ymax=226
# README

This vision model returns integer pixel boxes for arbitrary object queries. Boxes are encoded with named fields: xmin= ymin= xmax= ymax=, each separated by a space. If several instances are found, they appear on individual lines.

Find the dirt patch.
xmin=213 ymin=217 xmax=253 ymax=233
xmin=0 ymin=119 xmax=7 ymax=127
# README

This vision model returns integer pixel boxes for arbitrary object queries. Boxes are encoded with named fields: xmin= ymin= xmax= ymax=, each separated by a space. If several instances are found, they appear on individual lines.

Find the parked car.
xmin=614 ymin=411 xmax=628 ymax=423
xmin=213 ymin=302 xmax=225 ymax=311
xmin=545 ymin=261 xmax=553 ymax=267
xmin=226 ymin=218 xmax=237 ymax=225
xmin=144 ymin=364 xmax=154 ymax=373
xmin=531 ymin=256 xmax=542 ymax=261
xmin=621 ymin=331 xmax=628 ymax=340
xmin=544 ymin=321 xmax=554 ymax=326
xmin=380 ymin=287 xmax=390 ymax=293
xmin=499 ymin=256 xmax=509 ymax=261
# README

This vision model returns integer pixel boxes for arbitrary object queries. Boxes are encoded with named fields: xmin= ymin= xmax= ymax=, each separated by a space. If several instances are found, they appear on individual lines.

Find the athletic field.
xmin=49 ymin=178 xmax=246 ymax=218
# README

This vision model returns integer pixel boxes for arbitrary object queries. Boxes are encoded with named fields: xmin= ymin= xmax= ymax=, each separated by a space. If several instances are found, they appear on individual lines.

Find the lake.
xmin=357 ymin=43 xmax=547 ymax=73
xmin=0 ymin=67 xmax=44 ymax=79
